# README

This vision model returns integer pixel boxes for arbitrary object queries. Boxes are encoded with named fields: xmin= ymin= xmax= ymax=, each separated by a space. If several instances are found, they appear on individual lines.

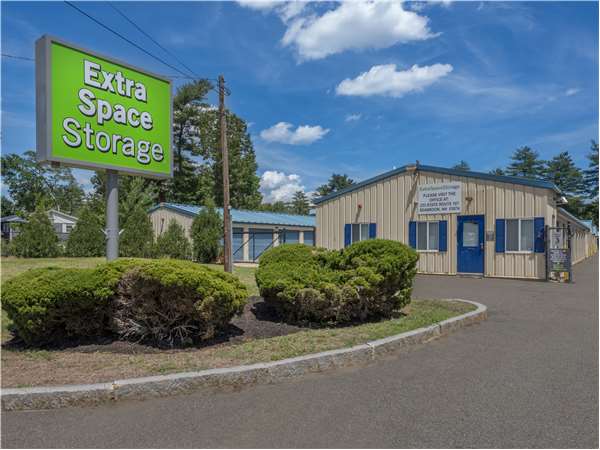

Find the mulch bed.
xmin=3 ymin=297 xmax=304 ymax=355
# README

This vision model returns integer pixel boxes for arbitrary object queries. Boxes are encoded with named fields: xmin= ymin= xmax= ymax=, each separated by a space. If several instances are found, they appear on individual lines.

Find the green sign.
xmin=36 ymin=35 xmax=172 ymax=178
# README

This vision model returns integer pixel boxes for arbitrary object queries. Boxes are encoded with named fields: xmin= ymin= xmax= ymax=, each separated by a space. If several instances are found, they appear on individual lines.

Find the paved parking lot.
xmin=2 ymin=257 xmax=598 ymax=448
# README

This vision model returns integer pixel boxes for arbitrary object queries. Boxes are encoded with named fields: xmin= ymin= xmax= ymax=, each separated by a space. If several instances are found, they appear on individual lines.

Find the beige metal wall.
xmin=149 ymin=207 xmax=315 ymax=261
xmin=316 ymin=169 xmax=556 ymax=279
xmin=556 ymin=211 xmax=598 ymax=265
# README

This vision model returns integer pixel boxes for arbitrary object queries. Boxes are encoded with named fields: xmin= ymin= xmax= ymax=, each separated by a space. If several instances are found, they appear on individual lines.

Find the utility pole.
xmin=219 ymin=75 xmax=233 ymax=273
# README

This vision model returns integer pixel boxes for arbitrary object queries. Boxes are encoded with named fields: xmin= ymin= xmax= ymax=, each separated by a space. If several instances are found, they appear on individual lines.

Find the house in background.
xmin=149 ymin=203 xmax=316 ymax=262
xmin=1 ymin=209 xmax=78 ymax=242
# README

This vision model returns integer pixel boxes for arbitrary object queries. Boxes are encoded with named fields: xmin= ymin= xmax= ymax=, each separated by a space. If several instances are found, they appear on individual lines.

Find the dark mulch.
xmin=3 ymin=297 xmax=305 ymax=355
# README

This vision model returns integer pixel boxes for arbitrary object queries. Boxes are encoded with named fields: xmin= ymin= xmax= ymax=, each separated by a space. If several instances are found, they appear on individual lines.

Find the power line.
xmin=107 ymin=2 xmax=199 ymax=79
xmin=1 ymin=53 xmax=34 ymax=61
xmin=63 ymin=1 xmax=192 ymax=79
xmin=63 ymin=1 xmax=229 ymax=96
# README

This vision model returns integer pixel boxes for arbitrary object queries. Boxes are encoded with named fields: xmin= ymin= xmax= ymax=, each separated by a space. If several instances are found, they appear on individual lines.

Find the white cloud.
xmin=565 ymin=88 xmax=580 ymax=96
xmin=237 ymin=0 xmax=305 ymax=23
xmin=260 ymin=122 xmax=330 ymax=145
xmin=260 ymin=170 xmax=305 ymax=202
xmin=281 ymin=1 xmax=438 ymax=61
xmin=237 ymin=0 xmax=279 ymax=11
xmin=336 ymin=63 xmax=453 ymax=98
xmin=345 ymin=113 xmax=362 ymax=122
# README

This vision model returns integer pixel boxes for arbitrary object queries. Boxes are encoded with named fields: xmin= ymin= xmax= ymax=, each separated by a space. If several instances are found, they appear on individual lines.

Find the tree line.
xmin=1 ymin=78 xmax=598 ymax=258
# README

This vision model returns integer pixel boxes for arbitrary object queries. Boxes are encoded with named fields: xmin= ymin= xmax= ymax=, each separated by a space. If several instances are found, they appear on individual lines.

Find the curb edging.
xmin=2 ymin=299 xmax=487 ymax=411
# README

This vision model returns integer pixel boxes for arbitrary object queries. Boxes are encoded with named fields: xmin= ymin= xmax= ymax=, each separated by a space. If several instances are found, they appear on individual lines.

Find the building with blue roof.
xmin=149 ymin=203 xmax=315 ymax=262
xmin=314 ymin=162 xmax=597 ymax=280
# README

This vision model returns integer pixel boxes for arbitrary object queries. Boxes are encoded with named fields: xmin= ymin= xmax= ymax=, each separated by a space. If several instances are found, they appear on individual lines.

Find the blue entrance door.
xmin=457 ymin=215 xmax=484 ymax=274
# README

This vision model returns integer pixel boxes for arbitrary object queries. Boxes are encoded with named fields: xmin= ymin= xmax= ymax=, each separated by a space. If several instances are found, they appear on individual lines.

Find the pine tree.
xmin=120 ymin=205 xmax=154 ymax=258
xmin=316 ymin=174 xmax=355 ymax=197
xmin=155 ymin=219 xmax=191 ymax=260
xmin=291 ymin=191 xmax=310 ymax=215
xmin=489 ymin=168 xmax=505 ymax=176
xmin=452 ymin=161 xmax=471 ymax=171
xmin=584 ymin=140 xmax=598 ymax=199
xmin=65 ymin=206 xmax=105 ymax=257
xmin=191 ymin=199 xmax=222 ymax=263
xmin=506 ymin=147 xmax=545 ymax=179
xmin=11 ymin=204 xmax=60 ymax=258
xmin=543 ymin=151 xmax=585 ymax=196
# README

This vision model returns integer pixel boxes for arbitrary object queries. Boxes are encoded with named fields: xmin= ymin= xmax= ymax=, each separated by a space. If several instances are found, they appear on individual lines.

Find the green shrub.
xmin=11 ymin=206 xmax=60 ymax=258
xmin=191 ymin=200 xmax=222 ymax=263
xmin=2 ymin=259 xmax=248 ymax=347
xmin=94 ymin=258 xmax=248 ymax=347
xmin=120 ymin=205 xmax=154 ymax=258
xmin=65 ymin=206 xmax=105 ymax=257
xmin=154 ymin=219 xmax=191 ymax=260
xmin=256 ymin=240 xmax=418 ymax=325
xmin=1 ymin=267 xmax=113 ymax=345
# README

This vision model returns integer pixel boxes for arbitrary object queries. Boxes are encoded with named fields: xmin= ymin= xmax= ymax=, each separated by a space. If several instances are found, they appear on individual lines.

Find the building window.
xmin=416 ymin=221 xmax=439 ymax=251
xmin=506 ymin=218 xmax=534 ymax=252
xmin=351 ymin=223 xmax=371 ymax=244
xmin=65 ymin=224 xmax=74 ymax=233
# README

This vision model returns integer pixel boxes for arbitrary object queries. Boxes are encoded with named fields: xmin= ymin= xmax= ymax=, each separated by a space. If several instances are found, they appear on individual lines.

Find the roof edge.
xmin=313 ymin=163 xmax=561 ymax=205
xmin=557 ymin=207 xmax=592 ymax=231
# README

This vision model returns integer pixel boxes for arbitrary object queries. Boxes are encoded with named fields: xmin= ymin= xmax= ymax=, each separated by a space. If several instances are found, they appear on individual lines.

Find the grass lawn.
xmin=1 ymin=299 xmax=475 ymax=388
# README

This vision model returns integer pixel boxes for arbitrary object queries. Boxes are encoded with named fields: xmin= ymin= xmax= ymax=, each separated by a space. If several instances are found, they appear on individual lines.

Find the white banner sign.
xmin=417 ymin=183 xmax=462 ymax=215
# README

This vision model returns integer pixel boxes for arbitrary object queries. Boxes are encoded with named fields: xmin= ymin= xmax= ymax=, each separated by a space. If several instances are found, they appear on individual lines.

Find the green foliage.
xmin=154 ymin=219 xmax=191 ymax=260
xmin=65 ymin=206 xmax=105 ymax=257
xmin=452 ymin=160 xmax=471 ymax=171
xmin=544 ymin=151 xmax=584 ymax=196
xmin=191 ymin=200 xmax=223 ymax=263
xmin=11 ymin=205 xmax=60 ymax=258
xmin=94 ymin=258 xmax=248 ymax=346
xmin=164 ymin=80 xmax=262 ymax=209
xmin=489 ymin=168 xmax=505 ymax=176
xmin=3 ymin=259 xmax=248 ymax=347
xmin=120 ymin=205 xmax=154 ymax=258
xmin=1 ymin=150 xmax=84 ymax=214
xmin=583 ymin=141 xmax=598 ymax=199
xmin=316 ymin=174 xmax=355 ymax=197
xmin=291 ymin=191 xmax=310 ymax=215
xmin=506 ymin=146 xmax=545 ymax=179
xmin=256 ymin=240 xmax=419 ymax=325
xmin=1 ymin=196 xmax=19 ymax=217
xmin=1 ymin=267 xmax=113 ymax=345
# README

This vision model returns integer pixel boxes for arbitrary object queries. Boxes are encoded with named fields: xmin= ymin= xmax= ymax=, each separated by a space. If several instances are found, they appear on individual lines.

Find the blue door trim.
xmin=457 ymin=214 xmax=485 ymax=274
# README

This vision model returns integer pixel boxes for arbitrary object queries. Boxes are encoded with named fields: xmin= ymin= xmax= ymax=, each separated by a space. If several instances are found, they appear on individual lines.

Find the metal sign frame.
xmin=35 ymin=34 xmax=173 ymax=179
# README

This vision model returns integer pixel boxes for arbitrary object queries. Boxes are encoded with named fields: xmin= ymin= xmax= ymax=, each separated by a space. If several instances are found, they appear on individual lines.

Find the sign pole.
xmin=106 ymin=169 xmax=119 ymax=261
xmin=219 ymin=75 xmax=233 ymax=273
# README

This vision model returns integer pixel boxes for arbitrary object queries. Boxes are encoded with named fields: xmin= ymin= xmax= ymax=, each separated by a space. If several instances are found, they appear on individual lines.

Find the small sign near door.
xmin=417 ymin=183 xmax=462 ymax=215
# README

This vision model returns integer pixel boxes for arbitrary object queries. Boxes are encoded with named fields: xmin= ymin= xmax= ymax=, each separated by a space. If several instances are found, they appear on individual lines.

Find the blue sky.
xmin=2 ymin=1 xmax=598 ymax=202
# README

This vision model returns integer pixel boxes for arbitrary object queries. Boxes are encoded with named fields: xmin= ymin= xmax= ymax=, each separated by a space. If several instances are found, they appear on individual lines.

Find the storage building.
xmin=314 ymin=163 xmax=597 ymax=280
xmin=149 ymin=203 xmax=315 ymax=262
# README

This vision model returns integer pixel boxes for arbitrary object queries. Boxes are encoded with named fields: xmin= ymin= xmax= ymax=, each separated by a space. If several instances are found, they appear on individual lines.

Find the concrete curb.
xmin=2 ymin=299 xmax=487 ymax=411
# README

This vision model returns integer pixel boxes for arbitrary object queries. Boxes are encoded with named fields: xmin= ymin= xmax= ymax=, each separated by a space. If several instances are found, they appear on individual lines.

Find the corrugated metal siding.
xmin=316 ymin=169 xmax=556 ymax=279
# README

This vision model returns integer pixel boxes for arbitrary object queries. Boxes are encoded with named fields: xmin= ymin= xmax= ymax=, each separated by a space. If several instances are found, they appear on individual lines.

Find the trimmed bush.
xmin=154 ymin=219 xmax=191 ymax=260
xmin=256 ymin=240 xmax=418 ymax=325
xmin=94 ymin=258 xmax=248 ymax=347
xmin=2 ymin=259 xmax=248 ymax=347
xmin=1 ymin=267 xmax=113 ymax=345
xmin=191 ymin=200 xmax=222 ymax=263
xmin=11 ymin=206 xmax=60 ymax=258
xmin=65 ymin=206 xmax=105 ymax=257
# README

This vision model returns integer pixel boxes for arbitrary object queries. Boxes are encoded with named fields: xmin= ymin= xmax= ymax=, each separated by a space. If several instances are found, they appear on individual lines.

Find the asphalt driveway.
xmin=2 ymin=257 xmax=598 ymax=448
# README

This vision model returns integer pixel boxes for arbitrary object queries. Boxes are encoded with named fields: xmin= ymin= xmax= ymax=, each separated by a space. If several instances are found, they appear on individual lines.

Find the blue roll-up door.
xmin=232 ymin=227 xmax=244 ymax=261
xmin=283 ymin=230 xmax=299 ymax=244
xmin=250 ymin=228 xmax=273 ymax=261
xmin=303 ymin=230 xmax=315 ymax=246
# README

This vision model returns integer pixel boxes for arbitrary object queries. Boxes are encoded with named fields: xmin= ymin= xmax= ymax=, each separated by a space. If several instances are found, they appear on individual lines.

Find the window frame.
xmin=350 ymin=222 xmax=371 ymax=244
xmin=505 ymin=217 xmax=535 ymax=253
xmin=415 ymin=220 xmax=440 ymax=252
